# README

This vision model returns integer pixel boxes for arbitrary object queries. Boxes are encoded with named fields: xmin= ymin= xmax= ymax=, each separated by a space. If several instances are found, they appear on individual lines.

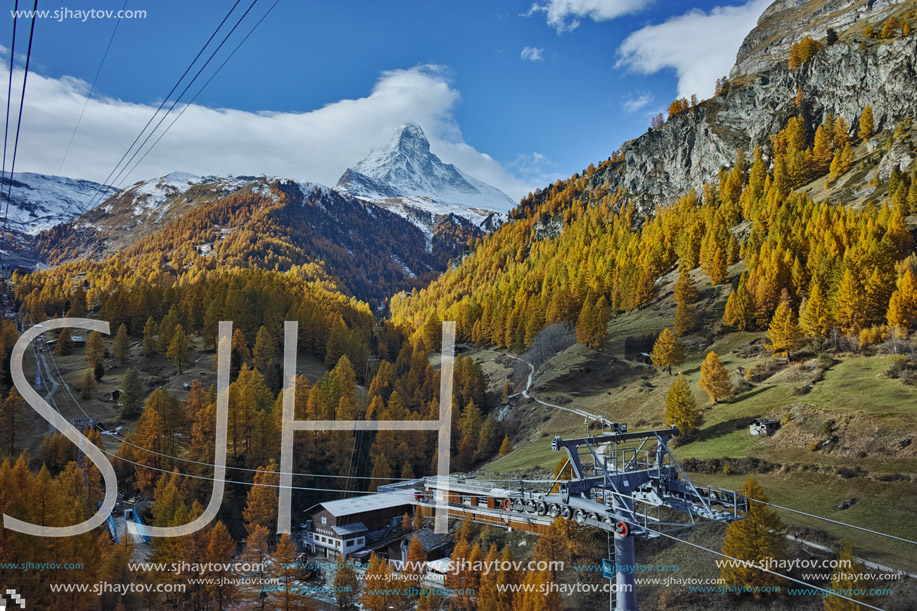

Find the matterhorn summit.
xmin=336 ymin=122 xmax=513 ymax=233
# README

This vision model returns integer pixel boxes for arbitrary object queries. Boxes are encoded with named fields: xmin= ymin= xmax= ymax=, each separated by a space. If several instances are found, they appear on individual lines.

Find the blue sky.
xmin=4 ymin=0 xmax=769 ymax=202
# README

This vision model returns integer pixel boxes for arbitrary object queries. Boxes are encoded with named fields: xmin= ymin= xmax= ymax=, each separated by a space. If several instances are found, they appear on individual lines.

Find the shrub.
xmin=885 ymin=355 xmax=910 ymax=379
xmin=901 ymin=370 xmax=917 ymax=386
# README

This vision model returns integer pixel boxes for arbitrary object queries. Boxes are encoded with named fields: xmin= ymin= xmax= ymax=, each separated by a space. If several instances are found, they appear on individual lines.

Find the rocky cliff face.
xmin=732 ymin=0 xmax=907 ymax=78
xmin=577 ymin=0 xmax=917 ymax=217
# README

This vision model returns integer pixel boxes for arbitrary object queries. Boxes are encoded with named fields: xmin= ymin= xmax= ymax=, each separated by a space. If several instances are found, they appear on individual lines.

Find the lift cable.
xmin=83 ymin=0 xmax=244 ymax=210
xmin=101 ymin=0 xmax=264 ymax=196
xmin=0 ymin=0 xmax=38 ymax=266
xmin=650 ymin=528 xmax=887 ymax=611
xmin=57 ymin=0 xmax=129 ymax=177
xmin=114 ymin=0 xmax=280 ymax=188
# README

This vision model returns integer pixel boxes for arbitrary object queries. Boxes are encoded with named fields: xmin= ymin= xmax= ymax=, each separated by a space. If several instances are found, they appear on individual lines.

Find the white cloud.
xmin=615 ymin=0 xmax=769 ymax=100
xmin=1 ymin=61 xmax=532 ymax=201
xmin=621 ymin=91 xmax=654 ymax=113
xmin=527 ymin=0 xmax=651 ymax=33
xmin=520 ymin=46 xmax=545 ymax=62
xmin=510 ymin=152 xmax=565 ymax=188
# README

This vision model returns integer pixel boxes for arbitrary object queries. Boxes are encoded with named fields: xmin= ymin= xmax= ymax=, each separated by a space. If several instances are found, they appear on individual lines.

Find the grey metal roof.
xmin=313 ymin=491 xmax=414 ymax=518
xmin=332 ymin=522 xmax=368 ymax=537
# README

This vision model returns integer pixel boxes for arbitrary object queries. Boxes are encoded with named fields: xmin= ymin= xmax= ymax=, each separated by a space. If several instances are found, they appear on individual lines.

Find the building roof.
xmin=310 ymin=491 xmax=414 ymax=518
xmin=332 ymin=523 xmax=368 ymax=537
xmin=411 ymin=527 xmax=451 ymax=552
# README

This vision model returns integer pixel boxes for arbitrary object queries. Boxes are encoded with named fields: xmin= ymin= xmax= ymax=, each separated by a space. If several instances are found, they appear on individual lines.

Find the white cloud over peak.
xmin=520 ymin=46 xmax=545 ymax=62
xmin=615 ymin=0 xmax=769 ymax=100
xmin=528 ymin=0 xmax=650 ymax=33
xmin=2 ymin=61 xmax=531 ymax=200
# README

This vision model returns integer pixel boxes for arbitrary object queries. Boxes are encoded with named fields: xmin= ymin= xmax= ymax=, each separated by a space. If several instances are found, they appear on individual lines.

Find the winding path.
xmin=491 ymin=349 xmax=607 ymax=424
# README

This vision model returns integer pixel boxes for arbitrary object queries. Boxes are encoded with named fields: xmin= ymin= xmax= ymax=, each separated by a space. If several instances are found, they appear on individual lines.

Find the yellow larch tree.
xmin=699 ymin=351 xmax=733 ymax=404
xmin=651 ymin=328 xmax=685 ymax=374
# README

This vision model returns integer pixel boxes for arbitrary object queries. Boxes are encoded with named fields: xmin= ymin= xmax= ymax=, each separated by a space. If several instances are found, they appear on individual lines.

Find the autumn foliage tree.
xmin=334 ymin=554 xmax=361 ymax=610
xmin=801 ymin=279 xmax=835 ymax=337
xmin=651 ymin=328 xmax=685 ymax=374
xmin=81 ymin=369 xmax=96 ymax=400
xmin=721 ymin=477 xmax=786 ymax=594
xmin=829 ymin=143 xmax=853 ymax=181
xmin=362 ymin=553 xmax=402 ymax=611
xmin=668 ymin=97 xmax=689 ymax=118
xmin=575 ymin=294 xmax=608 ymax=348
xmin=85 ymin=330 xmax=105 ymax=367
xmin=56 ymin=327 xmax=74 ymax=355
xmin=887 ymin=268 xmax=917 ymax=332
xmin=789 ymin=36 xmax=821 ymax=68
xmin=142 ymin=316 xmax=158 ymax=355
xmin=665 ymin=373 xmax=701 ymax=440
xmin=271 ymin=533 xmax=314 ymax=611
xmin=243 ymin=460 xmax=278 ymax=538
xmin=167 ymin=324 xmax=191 ymax=374
xmin=824 ymin=544 xmax=869 ymax=610
xmin=114 ymin=323 xmax=130 ymax=363
xmin=120 ymin=368 xmax=143 ymax=418
xmin=858 ymin=105 xmax=875 ymax=141
xmin=674 ymin=268 xmax=699 ymax=336
xmin=206 ymin=521 xmax=239 ymax=610
xmin=699 ymin=351 xmax=732 ymax=404
xmin=766 ymin=300 xmax=804 ymax=358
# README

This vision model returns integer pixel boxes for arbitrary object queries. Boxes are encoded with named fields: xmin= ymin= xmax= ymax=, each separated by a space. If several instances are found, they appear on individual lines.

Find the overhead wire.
xmin=91 ymin=414 xmax=917 ymax=546
xmin=108 ymin=430 xmax=414 ymax=481
xmin=100 ymin=445 xmax=383 ymax=494
xmin=102 ymin=0 xmax=264 ymax=195
xmin=650 ymin=529 xmax=887 ymax=611
xmin=83 ymin=0 xmax=245 ymax=210
xmin=114 ymin=0 xmax=281 ymax=187
xmin=0 ymin=0 xmax=37 ymax=266
xmin=484 ymin=347 xmax=917 ymax=547
xmin=27 ymin=349 xmax=915 ymax=585
xmin=57 ymin=0 xmax=129 ymax=178
xmin=748 ymin=498 xmax=916 ymax=546
xmin=1 ymin=0 xmax=20 ymax=199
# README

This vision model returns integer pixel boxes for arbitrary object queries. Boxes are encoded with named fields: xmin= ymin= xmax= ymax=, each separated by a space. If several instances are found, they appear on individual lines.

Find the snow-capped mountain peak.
xmin=337 ymin=122 xmax=514 ymax=213
xmin=336 ymin=122 xmax=512 ymax=236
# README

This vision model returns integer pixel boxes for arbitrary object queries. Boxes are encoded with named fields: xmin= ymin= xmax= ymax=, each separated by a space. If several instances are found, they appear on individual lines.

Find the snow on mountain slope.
xmin=336 ymin=123 xmax=513 ymax=232
xmin=120 ymin=171 xmax=205 ymax=214
xmin=0 ymin=172 xmax=117 ymax=235
xmin=62 ymin=172 xmax=279 ymax=257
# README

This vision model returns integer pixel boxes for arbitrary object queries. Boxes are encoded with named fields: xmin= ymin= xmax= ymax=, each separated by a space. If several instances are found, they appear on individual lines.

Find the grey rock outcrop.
xmin=732 ymin=0 xmax=907 ymax=79
xmin=577 ymin=2 xmax=917 ymax=218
